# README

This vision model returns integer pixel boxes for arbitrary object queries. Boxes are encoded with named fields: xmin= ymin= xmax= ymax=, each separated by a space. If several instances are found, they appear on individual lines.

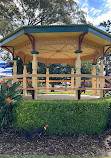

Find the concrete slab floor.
xmin=23 ymin=94 xmax=100 ymax=100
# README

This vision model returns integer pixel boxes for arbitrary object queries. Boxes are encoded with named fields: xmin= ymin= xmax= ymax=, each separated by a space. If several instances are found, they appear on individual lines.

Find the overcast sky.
xmin=76 ymin=0 xmax=111 ymax=31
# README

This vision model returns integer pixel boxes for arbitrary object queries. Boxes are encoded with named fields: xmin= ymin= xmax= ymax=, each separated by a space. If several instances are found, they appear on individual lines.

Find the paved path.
xmin=23 ymin=94 xmax=100 ymax=100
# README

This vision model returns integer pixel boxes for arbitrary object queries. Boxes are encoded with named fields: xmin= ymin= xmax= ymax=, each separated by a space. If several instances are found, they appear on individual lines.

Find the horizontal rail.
xmin=17 ymin=87 xmax=111 ymax=91
xmin=2 ymin=74 xmax=111 ymax=80
xmin=17 ymin=79 xmax=92 ymax=83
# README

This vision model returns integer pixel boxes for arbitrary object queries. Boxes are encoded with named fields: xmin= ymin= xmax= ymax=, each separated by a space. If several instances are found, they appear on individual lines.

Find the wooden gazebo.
xmin=0 ymin=24 xmax=111 ymax=99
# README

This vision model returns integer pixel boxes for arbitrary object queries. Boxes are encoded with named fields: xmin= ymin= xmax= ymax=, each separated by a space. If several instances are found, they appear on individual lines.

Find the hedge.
xmin=12 ymin=100 xmax=109 ymax=135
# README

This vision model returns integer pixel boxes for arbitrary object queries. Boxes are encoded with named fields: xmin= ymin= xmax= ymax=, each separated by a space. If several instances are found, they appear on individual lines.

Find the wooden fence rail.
xmin=2 ymin=74 xmax=111 ymax=80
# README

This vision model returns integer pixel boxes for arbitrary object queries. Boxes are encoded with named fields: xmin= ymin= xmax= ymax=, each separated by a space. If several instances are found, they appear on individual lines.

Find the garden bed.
xmin=0 ymin=128 xmax=111 ymax=157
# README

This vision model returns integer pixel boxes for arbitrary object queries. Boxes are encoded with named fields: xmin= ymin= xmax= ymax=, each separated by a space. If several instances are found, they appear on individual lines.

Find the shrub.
xmin=0 ymin=80 xmax=22 ymax=128
xmin=107 ymin=98 xmax=111 ymax=128
xmin=12 ymin=99 xmax=109 ymax=135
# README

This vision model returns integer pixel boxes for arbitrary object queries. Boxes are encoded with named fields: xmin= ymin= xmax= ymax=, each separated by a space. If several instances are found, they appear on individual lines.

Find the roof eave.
xmin=0 ymin=24 xmax=111 ymax=46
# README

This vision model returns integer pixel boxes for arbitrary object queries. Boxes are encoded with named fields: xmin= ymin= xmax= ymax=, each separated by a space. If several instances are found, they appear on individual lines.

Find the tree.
xmin=17 ymin=58 xmax=23 ymax=74
xmin=13 ymin=0 xmax=86 ymax=26
xmin=99 ymin=20 xmax=111 ymax=76
xmin=0 ymin=0 xmax=20 ymax=37
xmin=99 ymin=20 xmax=111 ymax=34
xmin=0 ymin=0 xmax=86 ymax=36
xmin=81 ymin=61 xmax=92 ymax=75
xmin=104 ymin=51 xmax=111 ymax=76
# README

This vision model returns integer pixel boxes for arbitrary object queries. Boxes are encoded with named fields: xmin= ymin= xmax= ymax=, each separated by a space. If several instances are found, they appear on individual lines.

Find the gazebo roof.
xmin=0 ymin=24 xmax=111 ymax=66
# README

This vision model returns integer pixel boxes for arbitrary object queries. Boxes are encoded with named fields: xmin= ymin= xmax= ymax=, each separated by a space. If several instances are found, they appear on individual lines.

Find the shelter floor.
xmin=23 ymin=93 xmax=100 ymax=100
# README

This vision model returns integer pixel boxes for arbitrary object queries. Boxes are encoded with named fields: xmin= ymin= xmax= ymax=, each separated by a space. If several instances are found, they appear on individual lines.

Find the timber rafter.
xmin=103 ymin=45 xmax=111 ymax=57
xmin=1 ymin=46 xmax=14 ymax=57
xmin=25 ymin=33 xmax=35 ymax=51
xmin=79 ymin=31 xmax=88 ymax=50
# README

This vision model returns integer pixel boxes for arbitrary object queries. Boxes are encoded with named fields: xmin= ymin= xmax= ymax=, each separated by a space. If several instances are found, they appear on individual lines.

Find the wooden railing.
xmin=3 ymin=74 xmax=111 ymax=79
xmin=2 ymin=74 xmax=110 ymax=91
xmin=3 ymin=74 xmax=111 ymax=99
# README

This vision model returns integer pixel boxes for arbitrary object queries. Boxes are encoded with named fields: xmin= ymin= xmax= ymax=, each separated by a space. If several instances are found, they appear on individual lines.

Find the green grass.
xmin=38 ymin=91 xmax=93 ymax=95
xmin=49 ymin=91 xmax=72 ymax=94
xmin=0 ymin=156 xmax=103 ymax=158
xmin=0 ymin=156 xmax=78 ymax=158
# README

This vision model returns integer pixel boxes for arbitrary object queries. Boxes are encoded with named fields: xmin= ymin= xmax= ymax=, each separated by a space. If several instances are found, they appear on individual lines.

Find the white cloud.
xmin=80 ymin=0 xmax=89 ymax=12
xmin=87 ymin=10 xmax=111 ymax=26
xmin=105 ymin=0 xmax=111 ymax=9
xmin=90 ymin=8 xmax=95 ymax=12
xmin=78 ymin=0 xmax=111 ymax=27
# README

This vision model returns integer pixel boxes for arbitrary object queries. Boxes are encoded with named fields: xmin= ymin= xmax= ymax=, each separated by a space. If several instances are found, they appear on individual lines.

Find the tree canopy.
xmin=99 ymin=20 xmax=111 ymax=76
xmin=99 ymin=20 xmax=111 ymax=34
xmin=16 ymin=0 xmax=86 ymax=25
xmin=0 ymin=0 xmax=86 ymax=38
xmin=0 ymin=0 xmax=20 ymax=37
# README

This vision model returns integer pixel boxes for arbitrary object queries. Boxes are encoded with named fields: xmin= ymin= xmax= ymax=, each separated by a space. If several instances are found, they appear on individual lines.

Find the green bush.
xmin=106 ymin=98 xmax=111 ymax=128
xmin=12 ymin=100 xmax=109 ymax=135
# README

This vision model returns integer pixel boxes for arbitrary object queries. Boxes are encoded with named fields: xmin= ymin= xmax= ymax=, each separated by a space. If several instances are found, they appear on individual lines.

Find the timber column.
xmin=100 ymin=57 xmax=105 ymax=98
xmin=71 ymin=67 xmax=74 ymax=93
xmin=75 ymin=50 xmax=82 ymax=99
xmin=31 ymin=51 xmax=39 ymax=99
xmin=13 ymin=58 xmax=17 ymax=83
xmin=92 ymin=63 xmax=96 ymax=95
xmin=23 ymin=64 xmax=27 ymax=96
xmin=46 ymin=67 xmax=49 ymax=94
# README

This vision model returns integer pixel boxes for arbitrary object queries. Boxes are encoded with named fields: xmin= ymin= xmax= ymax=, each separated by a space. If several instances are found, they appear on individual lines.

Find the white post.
xmin=75 ymin=50 xmax=82 ymax=99
xmin=71 ymin=67 xmax=74 ymax=93
xmin=96 ymin=78 xmax=100 ymax=96
xmin=92 ymin=63 xmax=96 ymax=95
xmin=46 ymin=67 xmax=49 ymax=93
xmin=31 ymin=51 xmax=39 ymax=99
xmin=13 ymin=58 xmax=17 ymax=83
xmin=100 ymin=57 xmax=105 ymax=98
xmin=23 ymin=64 xmax=27 ymax=96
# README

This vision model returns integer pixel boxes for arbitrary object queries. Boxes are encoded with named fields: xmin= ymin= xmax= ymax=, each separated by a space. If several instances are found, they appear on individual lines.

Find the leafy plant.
xmin=0 ymin=80 xmax=22 ymax=128
xmin=12 ymin=99 xmax=109 ymax=135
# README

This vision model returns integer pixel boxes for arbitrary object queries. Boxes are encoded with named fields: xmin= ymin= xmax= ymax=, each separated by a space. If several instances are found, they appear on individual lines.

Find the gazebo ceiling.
xmin=0 ymin=24 xmax=111 ymax=66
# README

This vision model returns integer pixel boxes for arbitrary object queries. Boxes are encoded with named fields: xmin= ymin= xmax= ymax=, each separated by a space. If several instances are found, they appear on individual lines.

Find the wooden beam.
xmin=17 ymin=87 xmax=111 ymax=91
xmin=17 ymin=79 xmax=91 ymax=83
xmin=3 ymin=74 xmax=111 ymax=80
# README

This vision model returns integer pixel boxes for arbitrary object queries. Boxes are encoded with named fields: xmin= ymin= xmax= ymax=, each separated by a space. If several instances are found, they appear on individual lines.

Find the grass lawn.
xmin=0 ymin=156 xmax=79 ymax=158
xmin=0 ymin=156 xmax=102 ymax=158
xmin=38 ymin=91 xmax=93 ymax=95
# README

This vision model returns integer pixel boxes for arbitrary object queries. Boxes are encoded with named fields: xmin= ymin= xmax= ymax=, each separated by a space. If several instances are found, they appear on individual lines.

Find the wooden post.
xmin=23 ymin=64 xmax=27 ymax=96
xmin=46 ymin=67 xmax=49 ymax=93
xmin=96 ymin=78 xmax=100 ymax=95
xmin=13 ymin=58 xmax=17 ymax=83
xmin=71 ymin=67 xmax=74 ymax=93
xmin=100 ymin=57 xmax=105 ymax=98
xmin=92 ymin=63 xmax=96 ymax=95
xmin=75 ymin=50 xmax=82 ymax=99
xmin=31 ymin=51 xmax=39 ymax=99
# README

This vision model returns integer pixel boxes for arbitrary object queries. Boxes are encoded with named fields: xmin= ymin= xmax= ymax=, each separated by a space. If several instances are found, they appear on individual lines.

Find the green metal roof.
xmin=0 ymin=24 xmax=111 ymax=46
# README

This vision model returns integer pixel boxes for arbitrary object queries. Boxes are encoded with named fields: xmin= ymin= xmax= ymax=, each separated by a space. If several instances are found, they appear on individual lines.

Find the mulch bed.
xmin=0 ymin=128 xmax=111 ymax=157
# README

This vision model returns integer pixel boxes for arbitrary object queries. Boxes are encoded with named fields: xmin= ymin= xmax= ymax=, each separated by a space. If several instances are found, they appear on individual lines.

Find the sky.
xmin=76 ymin=0 xmax=111 ymax=31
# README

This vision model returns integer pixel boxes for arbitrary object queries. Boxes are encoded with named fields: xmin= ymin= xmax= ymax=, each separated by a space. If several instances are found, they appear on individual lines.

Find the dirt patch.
xmin=0 ymin=128 xmax=111 ymax=157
